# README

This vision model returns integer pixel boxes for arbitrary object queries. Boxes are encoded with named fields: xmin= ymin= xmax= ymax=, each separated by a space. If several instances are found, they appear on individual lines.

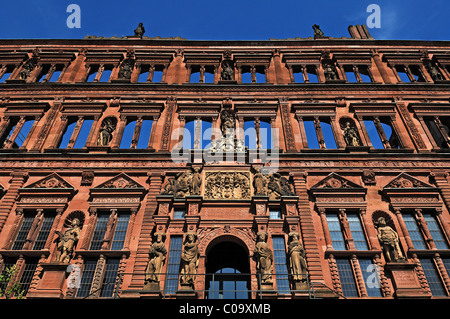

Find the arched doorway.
xmin=205 ymin=240 xmax=251 ymax=299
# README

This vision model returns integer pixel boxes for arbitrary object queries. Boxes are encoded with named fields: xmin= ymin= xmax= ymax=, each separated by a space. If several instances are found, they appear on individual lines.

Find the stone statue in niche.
xmin=118 ymin=51 xmax=135 ymax=80
xmin=134 ymin=22 xmax=145 ymax=37
xmin=209 ymin=110 xmax=246 ymax=153
xmin=376 ymin=217 xmax=405 ymax=262
xmin=312 ymin=24 xmax=325 ymax=39
xmin=180 ymin=232 xmax=200 ymax=289
xmin=254 ymin=231 xmax=273 ymax=285
xmin=220 ymin=110 xmax=235 ymax=136
xmin=221 ymin=59 xmax=234 ymax=81
xmin=19 ymin=53 xmax=39 ymax=80
xmin=144 ymin=231 xmax=167 ymax=289
xmin=55 ymin=218 xmax=82 ymax=263
xmin=423 ymin=59 xmax=444 ymax=81
xmin=288 ymin=231 xmax=308 ymax=282
xmin=342 ymin=121 xmax=361 ymax=146
xmin=323 ymin=60 xmax=338 ymax=80
xmin=97 ymin=118 xmax=116 ymax=146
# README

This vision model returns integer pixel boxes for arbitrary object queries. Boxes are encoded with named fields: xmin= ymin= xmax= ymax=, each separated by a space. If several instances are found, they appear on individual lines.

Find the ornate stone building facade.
xmin=1 ymin=24 xmax=450 ymax=299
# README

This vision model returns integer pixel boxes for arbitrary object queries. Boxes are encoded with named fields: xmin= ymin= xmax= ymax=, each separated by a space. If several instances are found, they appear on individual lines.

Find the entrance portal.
xmin=205 ymin=241 xmax=251 ymax=299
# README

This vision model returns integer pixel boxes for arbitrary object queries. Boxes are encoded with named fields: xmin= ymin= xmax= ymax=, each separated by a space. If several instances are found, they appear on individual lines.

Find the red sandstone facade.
xmin=0 ymin=25 xmax=450 ymax=299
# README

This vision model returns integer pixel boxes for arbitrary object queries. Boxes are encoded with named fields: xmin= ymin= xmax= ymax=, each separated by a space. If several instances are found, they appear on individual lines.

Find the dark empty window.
xmin=424 ymin=116 xmax=450 ymax=149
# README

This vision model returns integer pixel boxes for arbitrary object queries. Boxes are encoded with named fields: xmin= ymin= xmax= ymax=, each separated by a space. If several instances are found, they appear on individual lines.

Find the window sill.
xmin=324 ymin=249 xmax=382 ymax=258
xmin=0 ymin=249 xmax=51 ymax=258
xmin=74 ymin=249 xmax=130 ymax=258
xmin=300 ymin=148 xmax=347 ymax=153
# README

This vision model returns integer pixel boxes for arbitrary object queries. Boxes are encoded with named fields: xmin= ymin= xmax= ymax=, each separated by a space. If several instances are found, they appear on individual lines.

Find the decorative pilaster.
xmin=290 ymin=171 xmax=327 ymax=292
xmin=0 ymin=171 xmax=28 ymax=232
xmin=128 ymin=171 xmax=164 ymax=290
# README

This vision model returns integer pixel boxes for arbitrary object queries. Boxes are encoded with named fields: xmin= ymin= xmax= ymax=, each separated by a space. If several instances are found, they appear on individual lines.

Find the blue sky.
xmin=0 ymin=0 xmax=448 ymax=41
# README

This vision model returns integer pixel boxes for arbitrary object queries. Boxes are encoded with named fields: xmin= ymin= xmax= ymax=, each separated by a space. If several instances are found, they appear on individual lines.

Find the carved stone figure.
xmin=288 ymin=232 xmax=308 ymax=282
xmin=254 ymin=231 xmax=273 ymax=284
xmin=134 ymin=22 xmax=145 ymax=37
xmin=118 ymin=52 xmax=135 ymax=80
xmin=161 ymin=168 xmax=200 ymax=198
xmin=19 ymin=54 xmax=39 ymax=80
xmin=267 ymin=173 xmax=295 ymax=199
xmin=221 ymin=59 xmax=234 ymax=81
xmin=97 ymin=118 xmax=116 ymax=146
xmin=323 ymin=60 xmax=338 ymax=80
xmin=144 ymin=232 xmax=167 ymax=288
xmin=204 ymin=171 xmax=251 ymax=200
xmin=209 ymin=110 xmax=247 ymax=153
xmin=220 ymin=110 xmax=235 ymax=136
xmin=55 ymin=218 xmax=82 ymax=263
xmin=313 ymin=24 xmax=325 ymax=39
xmin=423 ymin=59 xmax=444 ymax=81
xmin=376 ymin=217 xmax=405 ymax=262
xmin=180 ymin=232 xmax=200 ymax=289
xmin=253 ymin=167 xmax=268 ymax=196
xmin=191 ymin=167 xmax=202 ymax=195
xmin=342 ymin=121 xmax=360 ymax=146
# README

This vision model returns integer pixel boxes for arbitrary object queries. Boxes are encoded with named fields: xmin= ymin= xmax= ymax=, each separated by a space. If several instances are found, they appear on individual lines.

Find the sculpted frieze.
xmin=204 ymin=171 xmax=251 ymax=200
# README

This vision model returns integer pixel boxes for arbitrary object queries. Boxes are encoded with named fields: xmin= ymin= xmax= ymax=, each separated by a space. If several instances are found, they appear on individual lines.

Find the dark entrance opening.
xmin=205 ymin=241 xmax=251 ymax=299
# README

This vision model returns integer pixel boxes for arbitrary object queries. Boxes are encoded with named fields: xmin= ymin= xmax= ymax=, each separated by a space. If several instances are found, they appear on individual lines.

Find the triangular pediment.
xmin=311 ymin=173 xmax=365 ymax=190
xmin=384 ymin=173 xmax=435 ymax=189
xmin=18 ymin=173 xmax=75 ymax=209
xmin=23 ymin=173 xmax=74 ymax=190
xmin=92 ymin=173 xmax=145 ymax=190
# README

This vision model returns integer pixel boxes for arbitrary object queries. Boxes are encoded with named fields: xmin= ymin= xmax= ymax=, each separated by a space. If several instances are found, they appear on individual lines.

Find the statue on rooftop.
xmin=313 ymin=24 xmax=325 ymax=39
xmin=134 ymin=23 xmax=145 ymax=37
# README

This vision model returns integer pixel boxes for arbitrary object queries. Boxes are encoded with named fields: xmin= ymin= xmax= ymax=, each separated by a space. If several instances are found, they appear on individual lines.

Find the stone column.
xmin=130 ymin=116 xmax=143 ymax=149
xmin=20 ymin=114 xmax=41 ymax=150
xmin=111 ymin=115 xmax=127 ymax=149
xmin=394 ymin=208 xmax=414 ymax=250
xmin=66 ymin=116 xmax=84 ymax=149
